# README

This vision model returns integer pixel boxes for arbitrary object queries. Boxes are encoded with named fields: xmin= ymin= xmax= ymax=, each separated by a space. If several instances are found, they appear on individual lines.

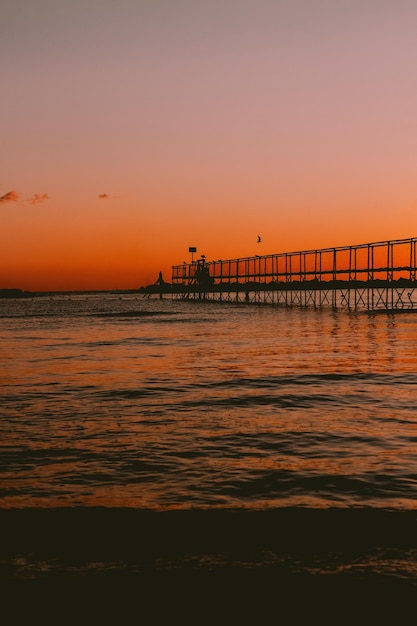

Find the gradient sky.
xmin=2 ymin=0 xmax=417 ymax=291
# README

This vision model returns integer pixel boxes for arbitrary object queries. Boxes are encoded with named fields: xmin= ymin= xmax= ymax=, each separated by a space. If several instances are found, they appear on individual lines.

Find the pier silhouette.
xmin=143 ymin=237 xmax=417 ymax=311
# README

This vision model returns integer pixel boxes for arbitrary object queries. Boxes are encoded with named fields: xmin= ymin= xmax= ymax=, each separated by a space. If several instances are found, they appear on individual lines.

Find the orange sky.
xmin=1 ymin=0 xmax=417 ymax=292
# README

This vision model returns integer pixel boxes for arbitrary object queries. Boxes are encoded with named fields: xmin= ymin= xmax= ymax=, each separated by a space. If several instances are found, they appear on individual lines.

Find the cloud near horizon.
xmin=30 ymin=193 xmax=50 ymax=204
xmin=0 ymin=190 xmax=20 ymax=203
xmin=98 ymin=193 xmax=108 ymax=199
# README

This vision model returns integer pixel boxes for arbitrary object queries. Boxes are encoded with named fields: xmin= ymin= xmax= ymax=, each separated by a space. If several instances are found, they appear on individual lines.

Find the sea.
xmin=1 ymin=291 xmax=417 ymax=616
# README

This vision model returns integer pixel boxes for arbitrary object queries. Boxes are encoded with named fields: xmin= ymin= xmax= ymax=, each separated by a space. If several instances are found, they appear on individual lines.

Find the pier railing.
xmin=169 ymin=238 xmax=417 ymax=310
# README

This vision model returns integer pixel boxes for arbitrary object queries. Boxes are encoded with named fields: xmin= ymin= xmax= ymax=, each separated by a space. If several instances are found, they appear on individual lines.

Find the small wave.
xmin=92 ymin=311 xmax=176 ymax=318
xmin=207 ymin=372 xmax=417 ymax=389
xmin=183 ymin=392 xmax=345 ymax=409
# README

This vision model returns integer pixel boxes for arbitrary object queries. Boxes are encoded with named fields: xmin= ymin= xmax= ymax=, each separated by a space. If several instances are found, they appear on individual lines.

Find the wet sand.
xmin=2 ymin=507 xmax=417 ymax=621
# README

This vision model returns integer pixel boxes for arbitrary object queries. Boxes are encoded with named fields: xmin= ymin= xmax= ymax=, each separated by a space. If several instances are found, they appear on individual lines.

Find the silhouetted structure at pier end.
xmin=143 ymin=238 xmax=417 ymax=311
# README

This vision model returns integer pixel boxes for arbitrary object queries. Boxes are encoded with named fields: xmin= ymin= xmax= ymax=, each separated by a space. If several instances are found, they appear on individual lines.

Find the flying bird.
xmin=257 ymin=235 xmax=262 ymax=243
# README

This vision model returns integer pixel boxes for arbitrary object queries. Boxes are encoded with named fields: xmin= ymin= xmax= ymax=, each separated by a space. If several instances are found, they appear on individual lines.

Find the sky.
xmin=1 ymin=0 xmax=417 ymax=291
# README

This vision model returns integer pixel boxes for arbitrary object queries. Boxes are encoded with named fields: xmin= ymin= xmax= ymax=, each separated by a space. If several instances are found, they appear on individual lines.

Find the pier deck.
xmin=168 ymin=238 xmax=417 ymax=311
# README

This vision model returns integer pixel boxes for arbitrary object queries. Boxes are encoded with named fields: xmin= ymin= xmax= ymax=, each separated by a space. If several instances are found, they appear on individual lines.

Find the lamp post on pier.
xmin=189 ymin=247 xmax=197 ymax=264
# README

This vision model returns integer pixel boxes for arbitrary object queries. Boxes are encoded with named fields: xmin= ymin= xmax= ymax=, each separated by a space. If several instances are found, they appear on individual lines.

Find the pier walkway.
xmin=167 ymin=238 xmax=417 ymax=311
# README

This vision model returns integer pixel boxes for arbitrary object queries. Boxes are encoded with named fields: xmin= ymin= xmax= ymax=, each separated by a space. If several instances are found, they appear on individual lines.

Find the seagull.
xmin=257 ymin=235 xmax=262 ymax=243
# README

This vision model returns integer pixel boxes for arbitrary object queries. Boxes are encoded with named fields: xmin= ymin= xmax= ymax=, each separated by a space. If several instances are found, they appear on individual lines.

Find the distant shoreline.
xmin=2 ymin=276 xmax=416 ymax=299
xmin=0 ymin=288 xmax=142 ymax=299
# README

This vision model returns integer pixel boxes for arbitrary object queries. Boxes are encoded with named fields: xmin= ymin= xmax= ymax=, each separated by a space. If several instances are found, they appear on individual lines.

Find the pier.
xmin=167 ymin=238 xmax=417 ymax=311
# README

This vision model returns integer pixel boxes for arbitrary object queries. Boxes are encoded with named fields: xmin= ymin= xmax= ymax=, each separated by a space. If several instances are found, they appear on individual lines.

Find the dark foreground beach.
xmin=2 ymin=507 xmax=417 ymax=622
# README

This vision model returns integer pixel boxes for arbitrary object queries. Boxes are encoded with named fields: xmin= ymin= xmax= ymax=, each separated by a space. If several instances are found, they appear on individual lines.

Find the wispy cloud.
xmin=30 ymin=193 xmax=50 ymax=204
xmin=0 ymin=190 xmax=50 ymax=206
xmin=0 ymin=190 xmax=20 ymax=203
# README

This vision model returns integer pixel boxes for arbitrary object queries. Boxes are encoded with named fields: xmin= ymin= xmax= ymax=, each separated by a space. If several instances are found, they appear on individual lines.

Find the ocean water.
xmin=1 ymin=291 xmax=417 ymax=510
xmin=1 ymin=292 xmax=417 ymax=596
